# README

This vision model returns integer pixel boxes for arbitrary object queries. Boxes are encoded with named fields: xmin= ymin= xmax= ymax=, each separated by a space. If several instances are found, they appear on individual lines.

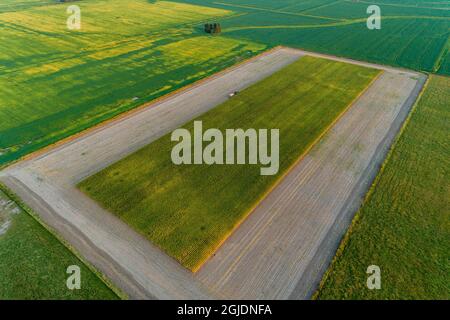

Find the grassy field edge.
xmin=312 ymin=75 xmax=431 ymax=300
xmin=0 ymin=182 xmax=126 ymax=300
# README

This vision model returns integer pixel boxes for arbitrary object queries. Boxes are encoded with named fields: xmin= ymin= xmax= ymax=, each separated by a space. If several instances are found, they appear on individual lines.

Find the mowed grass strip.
xmin=79 ymin=56 xmax=379 ymax=271
xmin=317 ymin=75 xmax=450 ymax=300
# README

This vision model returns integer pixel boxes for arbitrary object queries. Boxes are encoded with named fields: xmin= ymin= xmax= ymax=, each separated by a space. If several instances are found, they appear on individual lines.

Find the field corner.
xmin=0 ymin=182 xmax=127 ymax=300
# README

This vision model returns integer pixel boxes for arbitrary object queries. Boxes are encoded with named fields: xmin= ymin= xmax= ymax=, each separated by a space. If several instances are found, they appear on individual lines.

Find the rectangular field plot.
xmin=79 ymin=56 xmax=380 ymax=271
xmin=0 ymin=0 xmax=266 ymax=166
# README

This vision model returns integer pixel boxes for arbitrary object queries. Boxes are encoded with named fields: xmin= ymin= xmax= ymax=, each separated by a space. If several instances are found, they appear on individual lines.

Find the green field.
xmin=316 ymin=75 xmax=450 ymax=300
xmin=0 ymin=0 xmax=266 ymax=166
xmin=1 ymin=0 xmax=448 ymax=167
xmin=177 ymin=0 xmax=450 ymax=75
xmin=79 ymin=56 xmax=380 ymax=271
xmin=0 ymin=189 xmax=118 ymax=299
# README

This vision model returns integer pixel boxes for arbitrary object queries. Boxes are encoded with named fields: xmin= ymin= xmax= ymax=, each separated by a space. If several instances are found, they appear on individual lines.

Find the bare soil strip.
xmin=0 ymin=47 xmax=426 ymax=299
xmin=196 ymin=71 xmax=427 ymax=299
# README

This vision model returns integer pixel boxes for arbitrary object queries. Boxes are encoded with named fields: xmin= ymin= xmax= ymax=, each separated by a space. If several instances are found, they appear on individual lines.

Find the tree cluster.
xmin=204 ymin=23 xmax=221 ymax=34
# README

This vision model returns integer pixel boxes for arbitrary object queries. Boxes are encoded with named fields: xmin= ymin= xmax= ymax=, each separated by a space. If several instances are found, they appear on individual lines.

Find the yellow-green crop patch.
xmin=79 ymin=56 xmax=380 ymax=271
xmin=0 ymin=0 xmax=266 ymax=165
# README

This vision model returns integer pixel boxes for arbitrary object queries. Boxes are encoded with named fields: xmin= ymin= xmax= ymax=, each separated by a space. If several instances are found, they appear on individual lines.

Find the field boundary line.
xmin=433 ymin=36 xmax=449 ymax=73
xmin=295 ymin=0 xmax=342 ymax=15
xmin=223 ymin=15 xmax=450 ymax=32
xmin=312 ymin=75 xmax=430 ymax=300
xmin=213 ymin=2 xmax=344 ymax=22
xmin=0 ymin=182 xmax=127 ymax=300
xmin=2 ymin=45 xmax=281 ymax=170
xmin=345 ymin=0 xmax=450 ymax=11
xmin=192 ymin=68 xmax=384 ymax=273
xmin=281 ymin=46 xmax=426 ymax=75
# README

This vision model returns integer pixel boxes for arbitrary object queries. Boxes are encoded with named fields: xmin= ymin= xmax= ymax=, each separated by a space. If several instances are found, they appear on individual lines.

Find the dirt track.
xmin=0 ymin=47 xmax=426 ymax=299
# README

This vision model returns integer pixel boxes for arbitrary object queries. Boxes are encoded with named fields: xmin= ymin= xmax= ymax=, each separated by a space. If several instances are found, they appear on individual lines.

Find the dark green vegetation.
xmin=79 ymin=57 xmax=380 ymax=271
xmin=204 ymin=23 xmax=222 ymax=34
xmin=177 ymin=0 xmax=450 ymax=75
xmin=317 ymin=75 xmax=450 ymax=300
xmin=0 ymin=189 xmax=118 ymax=299
xmin=0 ymin=0 xmax=266 ymax=166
